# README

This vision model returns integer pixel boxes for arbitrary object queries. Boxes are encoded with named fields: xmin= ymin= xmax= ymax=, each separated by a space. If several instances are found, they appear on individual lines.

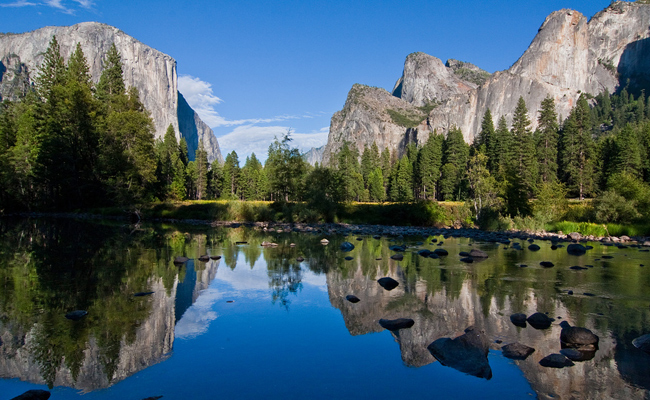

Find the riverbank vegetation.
xmin=1 ymin=37 xmax=650 ymax=235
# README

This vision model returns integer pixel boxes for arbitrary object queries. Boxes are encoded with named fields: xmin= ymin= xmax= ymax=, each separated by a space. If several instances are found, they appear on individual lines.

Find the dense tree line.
xmin=3 ymin=35 xmax=650 ymax=226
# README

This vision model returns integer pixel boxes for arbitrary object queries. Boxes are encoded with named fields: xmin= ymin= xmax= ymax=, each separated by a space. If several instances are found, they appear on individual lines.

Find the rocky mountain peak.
xmin=0 ymin=22 xmax=223 ymax=163
xmin=322 ymin=2 xmax=650 ymax=163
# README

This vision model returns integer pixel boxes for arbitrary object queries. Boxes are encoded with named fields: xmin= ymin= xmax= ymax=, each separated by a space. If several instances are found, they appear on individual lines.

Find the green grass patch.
xmin=386 ymin=109 xmax=425 ymax=128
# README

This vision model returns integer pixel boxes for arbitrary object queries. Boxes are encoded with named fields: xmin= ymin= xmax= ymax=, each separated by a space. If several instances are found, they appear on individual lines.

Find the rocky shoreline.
xmin=5 ymin=212 xmax=650 ymax=245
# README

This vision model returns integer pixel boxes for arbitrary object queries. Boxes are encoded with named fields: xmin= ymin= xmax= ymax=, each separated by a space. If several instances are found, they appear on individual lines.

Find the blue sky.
xmin=1 ymin=0 xmax=612 ymax=162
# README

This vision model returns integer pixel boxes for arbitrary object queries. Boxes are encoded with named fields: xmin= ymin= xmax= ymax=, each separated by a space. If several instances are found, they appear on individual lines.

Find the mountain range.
xmin=320 ymin=1 xmax=650 ymax=165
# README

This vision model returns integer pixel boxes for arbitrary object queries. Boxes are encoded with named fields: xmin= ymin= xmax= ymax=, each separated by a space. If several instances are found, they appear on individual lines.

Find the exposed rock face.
xmin=303 ymin=145 xmax=325 ymax=166
xmin=0 ymin=22 xmax=222 ymax=163
xmin=323 ymin=2 xmax=650 ymax=162
xmin=391 ymin=52 xmax=477 ymax=107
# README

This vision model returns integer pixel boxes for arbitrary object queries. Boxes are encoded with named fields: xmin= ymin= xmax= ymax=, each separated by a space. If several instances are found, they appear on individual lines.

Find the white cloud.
xmin=218 ymin=125 xmax=329 ymax=162
xmin=1 ymin=0 xmax=38 ymax=7
xmin=1 ymin=0 xmax=93 ymax=12
xmin=178 ymin=74 xmax=307 ymax=128
xmin=174 ymin=288 xmax=221 ymax=339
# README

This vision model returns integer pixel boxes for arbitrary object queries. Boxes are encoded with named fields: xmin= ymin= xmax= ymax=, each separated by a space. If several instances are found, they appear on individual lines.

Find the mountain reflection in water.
xmin=1 ymin=219 xmax=649 ymax=399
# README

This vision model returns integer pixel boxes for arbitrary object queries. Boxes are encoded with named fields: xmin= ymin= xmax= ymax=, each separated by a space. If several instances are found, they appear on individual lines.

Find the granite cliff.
xmin=0 ymin=22 xmax=223 ymax=164
xmin=322 ymin=1 xmax=650 ymax=164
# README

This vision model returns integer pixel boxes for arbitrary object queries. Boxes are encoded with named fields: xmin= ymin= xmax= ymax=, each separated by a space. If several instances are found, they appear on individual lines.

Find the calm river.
xmin=1 ymin=218 xmax=649 ymax=399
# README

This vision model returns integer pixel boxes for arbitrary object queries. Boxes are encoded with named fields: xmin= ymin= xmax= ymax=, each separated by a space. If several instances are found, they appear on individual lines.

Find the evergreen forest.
xmin=2 ymin=37 xmax=650 ymax=228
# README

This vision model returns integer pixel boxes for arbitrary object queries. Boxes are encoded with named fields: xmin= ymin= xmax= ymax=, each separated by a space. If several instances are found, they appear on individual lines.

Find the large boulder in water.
xmin=632 ymin=334 xmax=650 ymax=354
xmin=340 ymin=241 xmax=355 ymax=252
xmin=427 ymin=326 xmax=492 ymax=379
xmin=345 ymin=295 xmax=361 ymax=303
xmin=377 ymin=277 xmax=399 ymax=291
xmin=469 ymin=249 xmax=488 ymax=258
xmin=560 ymin=321 xmax=599 ymax=348
xmin=379 ymin=318 xmax=415 ymax=331
xmin=510 ymin=313 xmax=527 ymax=328
xmin=502 ymin=342 xmax=535 ymax=360
xmin=433 ymin=248 xmax=448 ymax=256
xmin=539 ymin=353 xmax=575 ymax=368
xmin=567 ymin=243 xmax=587 ymax=255
xmin=10 ymin=390 xmax=51 ymax=400
xmin=65 ymin=310 xmax=88 ymax=321
xmin=527 ymin=312 xmax=554 ymax=329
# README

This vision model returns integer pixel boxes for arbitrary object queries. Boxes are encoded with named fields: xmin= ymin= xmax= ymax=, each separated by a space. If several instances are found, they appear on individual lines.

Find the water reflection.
xmin=1 ymin=219 xmax=649 ymax=399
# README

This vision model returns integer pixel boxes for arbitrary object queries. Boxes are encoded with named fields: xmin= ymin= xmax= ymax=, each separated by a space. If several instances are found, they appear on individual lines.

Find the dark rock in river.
xmin=567 ymin=243 xmax=587 ymax=255
xmin=428 ymin=252 xmax=439 ymax=259
xmin=390 ymin=253 xmax=404 ymax=261
xmin=427 ymin=326 xmax=492 ymax=379
xmin=377 ymin=277 xmax=399 ymax=291
xmin=418 ymin=249 xmax=432 ymax=257
xmin=540 ymin=261 xmax=554 ymax=268
xmin=134 ymin=291 xmax=154 ymax=297
xmin=296 ymin=256 xmax=305 ymax=262
xmin=539 ymin=353 xmax=575 ymax=368
xmin=570 ymin=265 xmax=588 ymax=270
xmin=210 ymin=255 xmax=222 ymax=260
xmin=527 ymin=244 xmax=540 ymax=251
xmin=560 ymin=321 xmax=599 ymax=348
xmin=340 ymin=241 xmax=355 ymax=252
xmin=173 ymin=256 xmax=190 ymax=265
xmin=502 ymin=342 xmax=535 ymax=360
xmin=510 ymin=313 xmax=528 ymax=328
xmin=198 ymin=255 xmax=210 ymax=262
xmin=469 ymin=249 xmax=489 ymax=258
xmin=379 ymin=318 xmax=415 ymax=331
xmin=560 ymin=348 xmax=596 ymax=362
xmin=459 ymin=251 xmax=470 ymax=257
xmin=633 ymin=334 xmax=650 ymax=354
xmin=527 ymin=312 xmax=554 ymax=330
xmin=389 ymin=244 xmax=406 ymax=252
xmin=460 ymin=257 xmax=474 ymax=263
xmin=10 ymin=390 xmax=51 ymax=400
xmin=344 ymin=256 xmax=353 ymax=261
xmin=346 ymin=295 xmax=361 ymax=303
xmin=65 ymin=310 xmax=88 ymax=321
xmin=433 ymin=248 xmax=448 ymax=256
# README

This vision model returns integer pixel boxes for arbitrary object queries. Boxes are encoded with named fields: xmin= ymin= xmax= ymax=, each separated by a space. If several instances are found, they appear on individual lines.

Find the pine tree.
xmin=559 ymin=95 xmax=595 ymax=200
xmin=266 ymin=132 xmax=305 ymax=202
xmin=535 ymin=96 xmax=559 ymax=183
xmin=334 ymin=141 xmax=363 ymax=201
xmin=367 ymin=167 xmax=385 ymax=202
xmin=222 ymin=151 xmax=240 ymax=199
xmin=96 ymin=43 xmax=126 ymax=105
xmin=476 ymin=109 xmax=495 ymax=157
xmin=614 ymin=124 xmax=643 ymax=178
xmin=510 ymin=96 xmax=538 ymax=197
xmin=440 ymin=127 xmax=469 ymax=201
xmin=195 ymin=139 xmax=209 ymax=199
xmin=395 ymin=154 xmax=414 ymax=202
xmin=35 ymin=36 xmax=66 ymax=101
xmin=493 ymin=115 xmax=513 ymax=181
xmin=418 ymin=131 xmax=443 ymax=200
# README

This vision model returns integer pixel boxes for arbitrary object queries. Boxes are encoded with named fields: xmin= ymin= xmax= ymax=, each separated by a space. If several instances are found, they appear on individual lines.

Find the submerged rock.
xmin=210 ymin=255 xmax=222 ymax=260
xmin=340 ymin=241 xmax=355 ymax=252
xmin=134 ymin=291 xmax=154 ymax=297
xmin=510 ymin=313 xmax=527 ymax=328
xmin=540 ymin=261 xmax=554 ymax=268
xmin=379 ymin=318 xmax=415 ymax=331
xmin=377 ymin=277 xmax=399 ymax=291
xmin=198 ymin=255 xmax=210 ymax=262
xmin=427 ymin=326 xmax=492 ymax=379
xmin=560 ymin=348 xmax=596 ymax=361
xmin=567 ymin=243 xmax=587 ymax=255
xmin=527 ymin=312 xmax=554 ymax=330
xmin=10 ymin=390 xmax=51 ymax=400
xmin=469 ymin=249 xmax=488 ymax=258
xmin=560 ymin=321 xmax=599 ymax=348
xmin=390 ymin=254 xmax=404 ymax=261
xmin=633 ymin=334 xmax=650 ymax=354
xmin=502 ymin=343 xmax=535 ymax=360
xmin=345 ymin=295 xmax=361 ymax=303
xmin=296 ymin=256 xmax=305 ymax=262
xmin=173 ymin=256 xmax=190 ymax=265
xmin=65 ymin=310 xmax=88 ymax=321
xmin=433 ymin=248 xmax=449 ymax=256
xmin=539 ymin=353 xmax=575 ymax=368
xmin=528 ymin=244 xmax=541 ymax=251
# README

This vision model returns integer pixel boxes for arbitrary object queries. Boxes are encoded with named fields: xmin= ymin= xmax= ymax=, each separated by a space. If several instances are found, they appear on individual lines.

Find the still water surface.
xmin=1 ymin=218 xmax=649 ymax=399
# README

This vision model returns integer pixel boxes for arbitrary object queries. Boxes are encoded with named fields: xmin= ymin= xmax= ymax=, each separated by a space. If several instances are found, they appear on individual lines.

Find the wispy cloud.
xmin=0 ymin=0 xmax=38 ymax=7
xmin=217 ymin=125 xmax=329 ymax=162
xmin=178 ymin=74 xmax=303 ymax=128
xmin=0 ymin=0 xmax=93 ymax=12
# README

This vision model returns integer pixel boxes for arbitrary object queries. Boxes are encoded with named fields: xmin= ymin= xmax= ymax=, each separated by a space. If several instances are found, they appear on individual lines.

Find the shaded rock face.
xmin=323 ymin=2 xmax=650 ymax=162
xmin=303 ymin=145 xmax=325 ymax=166
xmin=427 ymin=327 xmax=492 ymax=379
xmin=0 ymin=22 xmax=222 ymax=164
